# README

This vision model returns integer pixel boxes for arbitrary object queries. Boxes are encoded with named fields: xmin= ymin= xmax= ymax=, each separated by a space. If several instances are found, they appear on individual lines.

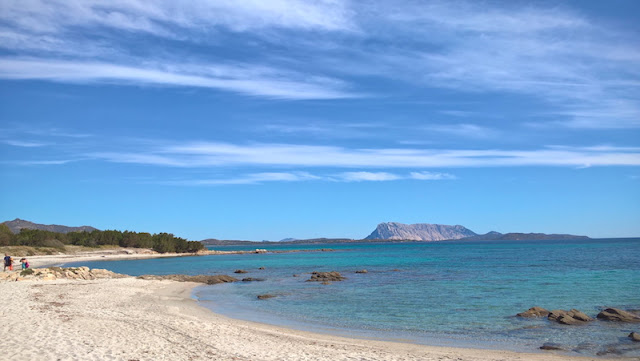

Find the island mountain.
xmin=365 ymin=222 xmax=477 ymax=241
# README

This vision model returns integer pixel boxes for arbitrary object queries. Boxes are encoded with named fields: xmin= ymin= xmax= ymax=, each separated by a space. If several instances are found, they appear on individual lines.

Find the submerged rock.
xmin=540 ymin=343 xmax=565 ymax=351
xmin=597 ymin=308 xmax=640 ymax=323
xmin=355 ymin=269 xmax=368 ymax=274
xmin=257 ymin=294 xmax=276 ymax=300
xmin=307 ymin=271 xmax=345 ymax=282
xmin=234 ymin=269 xmax=248 ymax=274
xmin=241 ymin=277 xmax=265 ymax=282
xmin=517 ymin=306 xmax=550 ymax=318
xmin=138 ymin=274 xmax=237 ymax=284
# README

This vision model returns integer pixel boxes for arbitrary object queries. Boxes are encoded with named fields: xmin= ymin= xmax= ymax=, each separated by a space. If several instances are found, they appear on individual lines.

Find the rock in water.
xmin=257 ymin=294 xmax=276 ymax=300
xmin=540 ymin=343 xmax=565 ymax=351
xmin=597 ymin=308 xmax=640 ymax=322
xmin=548 ymin=309 xmax=593 ymax=325
xmin=307 ymin=271 xmax=345 ymax=282
xmin=629 ymin=332 xmax=640 ymax=342
xmin=517 ymin=306 xmax=550 ymax=318
xmin=364 ymin=222 xmax=476 ymax=241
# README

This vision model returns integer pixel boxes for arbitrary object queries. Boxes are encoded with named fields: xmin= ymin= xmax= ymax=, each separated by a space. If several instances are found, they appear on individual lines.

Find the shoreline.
xmin=0 ymin=276 xmax=626 ymax=361
xmin=18 ymin=246 xmax=334 ymax=268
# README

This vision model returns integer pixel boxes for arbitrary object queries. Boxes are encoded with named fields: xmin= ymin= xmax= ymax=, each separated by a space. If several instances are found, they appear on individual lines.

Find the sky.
xmin=1 ymin=0 xmax=639 ymax=241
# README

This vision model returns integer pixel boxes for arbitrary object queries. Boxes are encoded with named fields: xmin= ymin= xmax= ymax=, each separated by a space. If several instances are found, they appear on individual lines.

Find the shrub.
xmin=20 ymin=268 xmax=34 ymax=276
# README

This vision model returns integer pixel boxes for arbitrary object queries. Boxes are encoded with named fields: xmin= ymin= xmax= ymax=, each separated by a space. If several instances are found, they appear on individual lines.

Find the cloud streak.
xmin=90 ymin=141 xmax=640 ymax=169
xmin=0 ymin=58 xmax=354 ymax=100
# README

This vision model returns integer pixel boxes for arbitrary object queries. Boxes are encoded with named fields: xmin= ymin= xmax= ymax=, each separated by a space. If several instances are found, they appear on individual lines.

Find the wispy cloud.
xmin=337 ymin=172 xmax=401 ymax=182
xmin=0 ymin=58 xmax=354 ymax=100
xmin=165 ymin=171 xmax=321 ymax=186
xmin=90 ymin=141 xmax=640 ymax=168
xmin=426 ymin=124 xmax=499 ymax=139
xmin=409 ymin=171 xmax=457 ymax=180
xmin=1 ymin=0 xmax=638 ymax=125
xmin=0 ymin=0 xmax=355 ymax=39
xmin=2 ymin=140 xmax=47 ymax=147
xmin=159 ymin=170 xmax=456 ymax=186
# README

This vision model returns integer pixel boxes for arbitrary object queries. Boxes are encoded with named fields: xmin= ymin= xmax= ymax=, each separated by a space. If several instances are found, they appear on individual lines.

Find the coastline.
xmin=0 ymin=276 xmax=632 ymax=361
xmin=20 ymin=246 xmax=333 ymax=268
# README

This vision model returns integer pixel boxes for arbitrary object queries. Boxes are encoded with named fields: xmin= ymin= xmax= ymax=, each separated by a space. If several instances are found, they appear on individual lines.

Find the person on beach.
xmin=3 ymin=254 xmax=13 ymax=271
xmin=20 ymin=258 xmax=29 ymax=270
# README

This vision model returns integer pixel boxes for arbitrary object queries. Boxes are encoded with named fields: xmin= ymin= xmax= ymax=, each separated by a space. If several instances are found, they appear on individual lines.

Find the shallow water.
xmin=71 ymin=239 xmax=640 ymax=357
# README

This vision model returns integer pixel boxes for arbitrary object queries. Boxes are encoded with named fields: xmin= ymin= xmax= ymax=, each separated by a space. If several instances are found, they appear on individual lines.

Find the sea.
xmin=69 ymin=238 xmax=640 ymax=357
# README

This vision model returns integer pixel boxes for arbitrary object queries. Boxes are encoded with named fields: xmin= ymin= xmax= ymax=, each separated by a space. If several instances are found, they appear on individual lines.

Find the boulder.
xmin=234 ymin=269 xmax=248 ymax=274
xmin=597 ymin=308 xmax=640 ymax=323
xmin=629 ymin=332 xmax=640 ymax=342
xmin=257 ymin=294 xmax=276 ymax=300
xmin=307 ymin=271 xmax=346 ymax=282
xmin=517 ymin=306 xmax=550 ymax=318
xmin=355 ymin=269 xmax=368 ymax=274
xmin=241 ymin=278 xmax=265 ymax=282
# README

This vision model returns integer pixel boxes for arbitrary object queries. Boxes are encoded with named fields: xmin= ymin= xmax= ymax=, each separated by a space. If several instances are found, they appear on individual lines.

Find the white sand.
xmin=0 ymin=277 xmax=627 ymax=361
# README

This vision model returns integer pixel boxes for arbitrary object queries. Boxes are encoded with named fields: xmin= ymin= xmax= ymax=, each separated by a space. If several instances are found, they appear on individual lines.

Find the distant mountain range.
xmin=1 ymin=218 xmax=98 ymax=234
xmin=2 ymin=218 xmax=590 ymax=243
xmin=364 ymin=222 xmax=589 ymax=241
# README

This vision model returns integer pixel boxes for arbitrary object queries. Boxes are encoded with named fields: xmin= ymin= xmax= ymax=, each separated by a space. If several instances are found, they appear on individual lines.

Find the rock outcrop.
xmin=597 ymin=308 xmax=640 ymax=323
xmin=517 ymin=306 xmax=550 ymax=318
xmin=307 ymin=271 xmax=345 ymax=283
xmin=365 ymin=222 xmax=476 ymax=241
xmin=0 ymin=267 xmax=125 ymax=281
xmin=548 ymin=309 xmax=593 ymax=325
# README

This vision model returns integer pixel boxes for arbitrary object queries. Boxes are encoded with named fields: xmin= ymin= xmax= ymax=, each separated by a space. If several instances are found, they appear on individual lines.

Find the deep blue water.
xmin=69 ymin=239 xmax=640 ymax=357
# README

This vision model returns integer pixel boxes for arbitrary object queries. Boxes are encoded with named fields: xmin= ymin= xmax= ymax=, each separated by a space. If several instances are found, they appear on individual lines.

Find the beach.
xmin=0 ymin=274 xmax=633 ymax=361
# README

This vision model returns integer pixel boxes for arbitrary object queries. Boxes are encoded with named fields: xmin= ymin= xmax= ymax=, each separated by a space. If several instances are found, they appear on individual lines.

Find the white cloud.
xmin=0 ymin=58 xmax=354 ymax=100
xmin=337 ymin=172 xmax=401 ymax=182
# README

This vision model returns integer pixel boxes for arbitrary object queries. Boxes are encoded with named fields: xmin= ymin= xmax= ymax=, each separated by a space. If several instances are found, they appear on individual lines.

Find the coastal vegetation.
xmin=0 ymin=224 xmax=204 ymax=254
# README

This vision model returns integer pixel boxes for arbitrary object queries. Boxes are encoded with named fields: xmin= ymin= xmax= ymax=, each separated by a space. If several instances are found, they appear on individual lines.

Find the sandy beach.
xmin=0 ymin=273 xmax=633 ymax=361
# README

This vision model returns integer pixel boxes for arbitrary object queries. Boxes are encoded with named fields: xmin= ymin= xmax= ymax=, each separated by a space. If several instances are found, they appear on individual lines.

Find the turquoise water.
xmin=70 ymin=239 xmax=640 ymax=357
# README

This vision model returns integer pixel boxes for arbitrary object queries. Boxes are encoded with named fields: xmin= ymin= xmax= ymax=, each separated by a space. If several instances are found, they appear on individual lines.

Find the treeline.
xmin=0 ymin=224 xmax=204 ymax=253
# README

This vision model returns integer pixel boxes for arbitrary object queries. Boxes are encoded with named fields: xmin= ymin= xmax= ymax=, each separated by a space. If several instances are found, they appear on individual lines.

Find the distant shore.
xmin=1 ymin=274 xmax=628 ymax=361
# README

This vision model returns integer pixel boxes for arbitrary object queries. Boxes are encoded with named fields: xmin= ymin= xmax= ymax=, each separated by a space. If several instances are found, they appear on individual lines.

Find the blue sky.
xmin=1 ymin=0 xmax=639 ymax=240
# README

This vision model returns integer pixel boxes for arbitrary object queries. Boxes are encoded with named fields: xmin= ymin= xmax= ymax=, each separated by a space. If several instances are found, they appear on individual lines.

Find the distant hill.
xmin=200 ymin=238 xmax=261 ymax=246
xmin=459 ymin=231 xmax=590 ymax=241
xmin=2 ymin=218 xmax=98 ymax=234
xmin=365 ymin=222 xmax=477 ymax=241
xmin=201 ymin=237 xmax=354 ymax=246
